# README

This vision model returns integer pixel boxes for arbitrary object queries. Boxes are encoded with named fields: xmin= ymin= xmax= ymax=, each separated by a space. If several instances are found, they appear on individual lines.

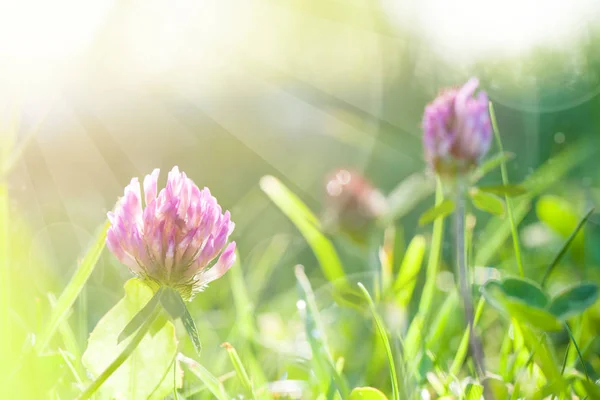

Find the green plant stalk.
xmin=358 ymin=283 xmax=401 ymax=400
xmin=77 ymin=302 xmax=162 ymax=400
xmin=454 ymin=185 xmax=485 ymax=378
xmin=540 ymin=208 xmax=594 ymax=288
xmin=564 ymin=322 xmax=590 ymax=381
xmin=489 ymin=102 xmax=524 ymax=277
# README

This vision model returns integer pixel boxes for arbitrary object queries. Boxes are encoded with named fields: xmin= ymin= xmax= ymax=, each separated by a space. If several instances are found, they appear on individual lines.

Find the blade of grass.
xmin=489 ymin=102 xmax=524 ymax=276
xmin=295 ymin=265 xmax=349 ymax=398
xmin=405 ymin=179 xmax=445 ymax=362
xmin=541 ymin=208 xmax=594 ymax=288
xmin=228 ymin=252 xmax=267 ymax=386
xmin=445 ymin=297 xmax=485 ymax=386
xmin=476 ymin=136 xmax=596 ymax=267
xmin=260 ymin=176 xmax=346 ymax=285
xmin=222 ymin=342 xmax=257 ymax=399
xmin=178 ymin=353 xmax=230 ymax=400
xmin=564 ymin=323 xmax=590 ymax=381
xmin=358 ymin=283 xmax=400 ymax=400
xmin=393 ymin=235 xmax=426 ymax=307
xmin=36 ymin=220 xmax=109 ymax=354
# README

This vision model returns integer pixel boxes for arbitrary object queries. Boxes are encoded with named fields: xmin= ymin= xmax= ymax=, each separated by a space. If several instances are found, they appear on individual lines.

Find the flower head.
xmin=422 ymin=78 xmax=492 ymax=176
xmin=322 ymin=168 xmax=388 ymax=244
xmin=107 ymin=166 xmax=236 ymax=300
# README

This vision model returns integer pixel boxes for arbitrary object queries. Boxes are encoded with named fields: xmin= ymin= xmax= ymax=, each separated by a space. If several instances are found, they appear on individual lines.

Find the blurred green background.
xmin=3 ymin=0 xmax=600 ymax=397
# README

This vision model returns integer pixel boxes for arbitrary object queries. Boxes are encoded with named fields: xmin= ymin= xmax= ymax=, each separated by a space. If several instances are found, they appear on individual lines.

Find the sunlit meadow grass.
xmin=2 ymin=88 xmax=600 ymax=400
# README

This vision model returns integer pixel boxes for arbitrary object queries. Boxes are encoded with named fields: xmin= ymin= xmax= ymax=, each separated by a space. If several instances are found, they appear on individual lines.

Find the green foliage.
xmin=418 ymin=199 xmax=455 ymax=225
xmin=81 ymin=279 xmax=180 ymax=399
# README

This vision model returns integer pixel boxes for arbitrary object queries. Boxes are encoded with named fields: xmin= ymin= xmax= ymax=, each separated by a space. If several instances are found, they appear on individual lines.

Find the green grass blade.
xmin=446 ymin=297 xmax=485 ymax=385
xmin=228 ymin=251 xmax=267 ymax=386
xmin=541 ymin=208 xmax=594 ymax=288
xmin=393 ymin=235 xmax=426 ymax=307
xmin=405 ymin=180 xmax=445 ymax=363
xmin=36 ymin=220 xmax=109 ymax=354
xmin=222 ymin=342 xmax=257 ymax=399
xmin=489 ymin=102 xmax=524 ymax=276
xmin=358 ymin=283 xmax=400 ymax=400
xmin=178 ymin=353 xmax=230 ymax=400
xmin=260 ymin=176 xmax=346 ymax=284
xmin=295 ymin=265 xmax=349 ymax=398
xmin=417 ymin=179 xmax=445 ymax=315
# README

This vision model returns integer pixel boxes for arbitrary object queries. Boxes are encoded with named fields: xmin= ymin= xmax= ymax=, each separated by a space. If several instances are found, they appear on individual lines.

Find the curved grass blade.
xmin=161 ymin=287 xmax=202 ymax=355
xmin=260 ymin=176 xmax=346 ymax=285
xmin=295 ymin=265 xmax=349 ymax=398
xmin=178 ymin=353 xmax=230 ymax=400
xmin=36 ymin=220 xmax=109 ymax=354
xmin=358 ymin=283 xmax=400 ymax=400
xmin=118 ymin=287 xmax=165 ymax=343
xmin=222 ymin=342 xmax=257 ymax=399
xmin=541 ymin=208 xmax=595 ymax=288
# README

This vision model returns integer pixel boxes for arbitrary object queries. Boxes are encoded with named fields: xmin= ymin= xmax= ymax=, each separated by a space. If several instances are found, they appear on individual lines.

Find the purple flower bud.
xmin=422 ymin=78 xmax=492 ymax=176
xmin=107 ymin=166 xmax=236 ymax=300
xmin=322 ymin=168 xmax=388 ymax=243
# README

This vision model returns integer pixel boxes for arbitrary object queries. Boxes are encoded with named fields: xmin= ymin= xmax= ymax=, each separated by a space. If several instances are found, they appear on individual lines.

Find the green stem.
xmin=454 ymin=186 xmax=486 ymax=378
xmin=489 ymin=102 xmax=524 ymax=277
xmin=564 ymin=322 xmax=590 ymax=381
xmin=77 ymin=303 xmax=161 ymax=400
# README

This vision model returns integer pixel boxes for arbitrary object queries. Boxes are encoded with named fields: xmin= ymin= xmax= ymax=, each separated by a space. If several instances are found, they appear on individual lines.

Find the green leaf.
xmin=260 ymin=175 xmax=346 ymax=284
xmin=348 ymin=387 xmax=388 ymax=400
xmin=465 ymin=383 xmax=484 ymax=400
xmin=393 ymin=235 xmax=426 ymax=307
xmin=470 ymin=151 xmax=515 ymax=183
xmin=118 ymin=287 xmax=165 ymax=343
xmin=478 ymin=184 xmax=527 ymax=197
xmin=469 ymin=188 xmax=505 ymax=216
xmin=178 ymin=354 xmax=230 ymax=400
xmin=161 ymin=288 xmax=202 ymax=355
xmin=580 ymin=380 xmax=600 ymax=398
xmin=358 ymin=283 xmax=400 ymax=400
xmin=549 ymin=283 xmax=600 ymax=320
xmin=222 ymin=342 xmax=257 ymax=399
xmin=36 ymin=220 xmax=109 ymax=354
xmin=82 ymin=279 xmax=180 ymax=400
xmin=481 ymin=279 xmax=562 ymax=332
xmin=418 ymin=199 xmax=455 ymax=225
xmin=501 ymin=278 xmax=550 ymax=309
xmin=541 ymin=208 xmax=595 ymax=287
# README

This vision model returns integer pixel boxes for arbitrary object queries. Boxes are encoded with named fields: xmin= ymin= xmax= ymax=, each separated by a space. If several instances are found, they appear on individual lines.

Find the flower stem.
xmin=454 ymin=186 xmax=486 ymax=378
xmin=77 ymin=303 xmax=161 ymax=400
